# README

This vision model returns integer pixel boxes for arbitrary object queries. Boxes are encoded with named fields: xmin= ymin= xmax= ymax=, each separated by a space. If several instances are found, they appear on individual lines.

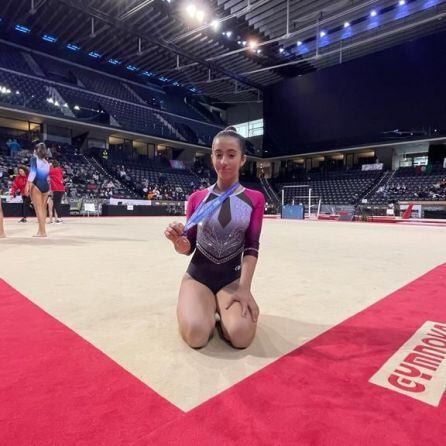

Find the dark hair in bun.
xmin=35 ymin=142 xmax=48 ymax=160
xmin=212 ymin=126 xmax=246 ymax=155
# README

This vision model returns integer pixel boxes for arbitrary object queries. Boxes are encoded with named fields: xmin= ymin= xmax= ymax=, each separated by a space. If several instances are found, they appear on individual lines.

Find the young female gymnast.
xmin=165 ymin=127 xmax=265 ymax=349
xmin=25 ymin=142 xmax=50 ymax=238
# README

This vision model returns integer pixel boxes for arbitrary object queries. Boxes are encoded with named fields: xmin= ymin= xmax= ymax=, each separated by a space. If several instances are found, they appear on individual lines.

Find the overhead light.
xmin=297 ymin=40 xmax=302 ymax=46
xmin=279 ymin=48 xmax=284 ymax=53
xmin=242 ymin=40 xmax=247 ymax=46
xmin=88 ymin=51 xmax=101 ymax=58
xmin=319 ymin=31 xmax=326 ymax=38
xmin=63 ymin=103 xmax=69 ymax=108
xmin=126 ymin=65 xmax=138 ymax=71
xmin=54 ymin=100 xmax=60 ymax=107
xmin=370 ymin=10 xmax=377 ymax=17
xmin=186 ymin=4 xmax=196 ymax=18
xmin=211 ymin=20 xmax=220 ymax=31
xmin=66 ymin=43 xmax=80 ymax=51
xmin=196 ymin=10 xmax=205 ymax=22
xmin=225 ymin=31 xmax=232 ymax=38
xmin=398 ymin=0 xmax=406 ymax=5
xmin=344 ymin=22 xmax=350 ymax=28
xmin=108 ymin=58 xmax=121 ymax=65
xmin=15 ymin=24 xmax=30 ymax=33
xmin=15 ymin=90 xmax=20 ymax=95
xmin=46 ymin=97 xmax=54 ymax=104
xmin=42 ymin=34 xmax=57 ymax=43
xmin=74 ymin=105 xmax=80 ymax=110
xmin=256 ymin=49 xmax=262 ymax=54
xmin=248 ymin=40 xmax=258 ymax=50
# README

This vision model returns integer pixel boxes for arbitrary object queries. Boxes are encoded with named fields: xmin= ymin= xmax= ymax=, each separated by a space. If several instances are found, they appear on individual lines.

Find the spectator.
xmin=7 ymin=138 xmax=21 ymax=159
xmin=10 ymin=166 xmax=31 ymax=223
xmin=49 ymin=160 xmax=65 ymax=224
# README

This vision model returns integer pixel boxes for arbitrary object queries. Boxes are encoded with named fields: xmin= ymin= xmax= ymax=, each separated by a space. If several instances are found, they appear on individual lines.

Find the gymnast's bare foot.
xmin=33 ymin=233 xmax=47 ymax=238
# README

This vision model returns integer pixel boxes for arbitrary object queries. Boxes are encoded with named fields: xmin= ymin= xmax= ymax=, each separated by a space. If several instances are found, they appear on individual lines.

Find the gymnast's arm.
xmin=25 ymin=156 xmax=37 ymax=196
xmin=164 ymin=192 xmax=198 ymax=255
xmin=239 ymin=190 xmax=265 ymax=290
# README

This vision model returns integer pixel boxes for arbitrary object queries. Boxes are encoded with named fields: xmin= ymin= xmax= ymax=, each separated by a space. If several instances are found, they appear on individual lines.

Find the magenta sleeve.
xmin=243 ymin=189 xmax=265 ymax=258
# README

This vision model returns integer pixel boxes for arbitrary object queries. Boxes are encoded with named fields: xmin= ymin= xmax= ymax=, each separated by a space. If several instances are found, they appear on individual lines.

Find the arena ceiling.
xmin=1 ymin=0 xmax=446 ymax=105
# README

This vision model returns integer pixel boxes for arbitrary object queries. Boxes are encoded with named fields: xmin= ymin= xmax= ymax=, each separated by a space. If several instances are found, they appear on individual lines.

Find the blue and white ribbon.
xmin=182 ymin=183 xmax=239 ymax=234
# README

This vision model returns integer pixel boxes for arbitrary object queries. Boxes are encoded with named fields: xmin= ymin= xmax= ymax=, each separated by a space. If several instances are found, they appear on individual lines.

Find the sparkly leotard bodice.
xmin=185 ymin=184 xmax=265 ymax=293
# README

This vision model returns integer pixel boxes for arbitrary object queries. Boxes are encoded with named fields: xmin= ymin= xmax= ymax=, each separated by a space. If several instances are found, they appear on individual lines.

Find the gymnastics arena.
xmin=1 ymin=1 xmax=446 ymax=445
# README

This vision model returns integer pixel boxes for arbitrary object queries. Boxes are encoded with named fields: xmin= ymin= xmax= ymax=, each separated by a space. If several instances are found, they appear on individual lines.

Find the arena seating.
xmin=275 ymin=168 xmax=384 ymax=205
xmin=104 ymin=159 xmax=203 ymax=200
xmin=0 ymin=43 xmax=33 ymax=75
xmin=0 ymin=43 xmax=225 ymax=147
xmin=0 ymin=70 xmax=66 ymax=117
xmin=368 ymin=166 xmax=446 ymax=203
xmin=0 ymin=139 xmax=134 ymax=200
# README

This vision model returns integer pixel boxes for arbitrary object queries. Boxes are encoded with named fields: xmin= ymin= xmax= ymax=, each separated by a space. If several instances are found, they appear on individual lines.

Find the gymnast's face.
xmin=211 ymin=137 xmax=246 ymax=182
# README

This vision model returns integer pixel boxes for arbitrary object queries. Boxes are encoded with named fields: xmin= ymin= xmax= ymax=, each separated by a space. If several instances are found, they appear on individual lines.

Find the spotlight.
xmin=225 ymin=31 xmax=232 ymax=38
xmin=398 ymin=0 xmax=406 ymax=5
xmin=196 ymin=10 xmax=205 ymax=22
xmin=370 ymin=10 xmax=377 ymax=17
xmin=279 ymin=48 xmax=284 ymax=53
xmin=211 ymin=20 xmax=220 ymax=31
xmin=186 ymin=4 xmax=196 ymax=18
xmin=319 ymin=31 xmax=326 ymax=38
xmin=256 ymin=49 xmax=262 ymax=54
xmin=248 ymin=40 xmax=258 ymax=50
xmin=297 ymin=40 xmax=302 ymax=46
xmin=344 ymin=22 xmax=350 ymax=28
xmin=74 ymin=105 xmax=80 ymax=110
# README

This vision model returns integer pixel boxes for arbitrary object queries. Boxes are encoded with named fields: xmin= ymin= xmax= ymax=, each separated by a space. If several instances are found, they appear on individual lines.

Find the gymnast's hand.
xmin=226 ymin=288 xmax=259 ymax=323
xmin=164 ymin=221 xmax=190 ymax=254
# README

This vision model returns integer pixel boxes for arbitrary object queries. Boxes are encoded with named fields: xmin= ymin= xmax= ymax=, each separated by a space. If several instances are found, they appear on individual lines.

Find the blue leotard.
xmin=28 ymin=155 xmax=50 ymax=193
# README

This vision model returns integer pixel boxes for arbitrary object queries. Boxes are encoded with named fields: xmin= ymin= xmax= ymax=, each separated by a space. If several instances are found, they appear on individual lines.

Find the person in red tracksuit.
xmin=10 ymin=166 xmax=31 ymax=223
xmin=49 ymin=160 xmax=65 ymax=224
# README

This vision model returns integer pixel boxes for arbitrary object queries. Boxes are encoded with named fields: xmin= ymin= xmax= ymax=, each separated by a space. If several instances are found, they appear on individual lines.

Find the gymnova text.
xmin=370 ymin=321 xmax=446 ymax=406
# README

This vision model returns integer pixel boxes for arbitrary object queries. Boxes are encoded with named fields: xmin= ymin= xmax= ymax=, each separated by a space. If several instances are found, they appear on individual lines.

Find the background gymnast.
xmin=25 ymin=143 xmax=50 ymax=238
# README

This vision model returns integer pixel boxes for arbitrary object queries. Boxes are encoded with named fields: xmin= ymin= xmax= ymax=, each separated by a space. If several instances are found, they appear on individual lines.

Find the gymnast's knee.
xmin=180 ymin=320 xmax=213 ymax=349
xmin=223 ymin=321 xmax=256 ymax=349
